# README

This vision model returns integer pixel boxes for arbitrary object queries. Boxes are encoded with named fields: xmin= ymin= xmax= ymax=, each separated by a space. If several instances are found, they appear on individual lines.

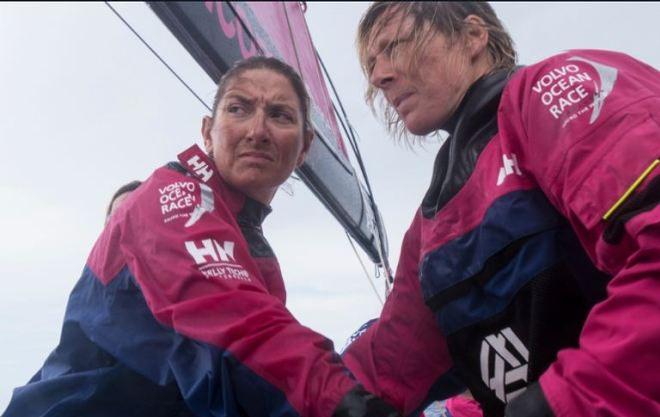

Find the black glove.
xmin=504 ymin=382 xmax=554 ymax=417
xmin=332 ymin=385 xmax=401 ymax=417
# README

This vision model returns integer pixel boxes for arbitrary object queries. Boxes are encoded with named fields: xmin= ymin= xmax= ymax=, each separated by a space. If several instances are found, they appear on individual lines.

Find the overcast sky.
xmin=1 ymin=2 xmax=659 ymax=411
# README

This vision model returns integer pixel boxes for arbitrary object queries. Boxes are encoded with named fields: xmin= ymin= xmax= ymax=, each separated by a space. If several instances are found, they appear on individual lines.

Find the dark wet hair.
xmin=106 ymin=180 xmax=142 ymax=218
xmin=211 ymin=56 xmax=312 ymax=135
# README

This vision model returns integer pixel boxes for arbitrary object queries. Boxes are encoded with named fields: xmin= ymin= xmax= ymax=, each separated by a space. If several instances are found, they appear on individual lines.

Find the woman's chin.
xmin=404 ymin=119 xmax=436 ymax=137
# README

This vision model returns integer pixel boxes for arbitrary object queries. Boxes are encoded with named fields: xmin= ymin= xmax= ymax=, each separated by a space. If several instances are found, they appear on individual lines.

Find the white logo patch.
xmin=186 ymin=155 xmax=214 ymax=183
xmin=480 ymin=327 xmax=529 ymax=403
xmin=497 ymin=153 xmax=522 ymax=186
xmin=159 ymin=181 xmax=198 ymax=223
xmin=531 ymin=57 xmax=618 ymax=128
xmin=185 ymin=239 xmax=250 ymax=282
xmin=567 ymin=56 xmax=618 ymax=124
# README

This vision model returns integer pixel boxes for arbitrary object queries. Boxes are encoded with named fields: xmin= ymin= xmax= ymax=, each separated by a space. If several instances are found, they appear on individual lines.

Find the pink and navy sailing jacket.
xmin=3 ymin=146 xmax=360 ymax=417
xmin=344 ymin=50 xmax=660 ymax=417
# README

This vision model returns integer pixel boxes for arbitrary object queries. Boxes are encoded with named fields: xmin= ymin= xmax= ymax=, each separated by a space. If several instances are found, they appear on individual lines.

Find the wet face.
xmin=202 ymin=69 xmax=311 ymax=204
xmin=366 ymin=10 xmax=487 ymax=135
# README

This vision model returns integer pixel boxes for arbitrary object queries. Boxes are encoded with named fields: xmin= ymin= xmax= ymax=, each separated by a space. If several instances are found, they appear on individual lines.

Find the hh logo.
xmin=186 ymin=155 xmax=214 ymax=183
xmin=185 ymin=239 xmax=235 ymax=265
xmin=497 ymin=153 xmax=522 ymax=186
xmin=480 ymin=327 xmax=529 ymax=403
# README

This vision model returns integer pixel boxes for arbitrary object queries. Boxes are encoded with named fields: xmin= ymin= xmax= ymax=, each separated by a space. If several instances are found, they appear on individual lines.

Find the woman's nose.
xmin=369 ymin=56 xmax=395 ymax=89
xmin=246 ymin=110 xmax=270 ymax=143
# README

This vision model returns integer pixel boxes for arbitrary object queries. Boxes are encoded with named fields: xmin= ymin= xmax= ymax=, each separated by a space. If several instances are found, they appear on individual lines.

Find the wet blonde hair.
xmin=357 ymin=2 xmax=516 ymax=140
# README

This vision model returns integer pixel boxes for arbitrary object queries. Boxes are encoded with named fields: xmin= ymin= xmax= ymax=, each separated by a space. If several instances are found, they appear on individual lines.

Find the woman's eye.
xmin=227 ymin=104 xmax=246 ymax=115
xmin=384 ymin=36 xmax=411 ymax=57
xmin=384 ymin=39 xmax=402 ymax=56
xmin=271 ymin=110 xmax=294 ymax=123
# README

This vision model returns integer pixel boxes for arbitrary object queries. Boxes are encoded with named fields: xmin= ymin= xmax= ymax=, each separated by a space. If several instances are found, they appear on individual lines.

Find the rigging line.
xmin=104 ymin=2 xmax=211 ymax=112
xmin=344 ymin=117 xmax=375 ymax=199
xmin=315 ymin=49 xmax=376 ymax=199
xmin=314 ymin=68 xmax=357 ymax=152
xmin=316 ymin=50 xmax=357 ymax=144
xmin=323 ymin=89 xmax=360 ymax=158
xmin=328 ymin=101 xmax=371 ymax=201
xmin=314 ymin=47 xmax=394 ymax=282
xmin=330 ymin=99 xmax=360 ymax=158
xmin=282 ymin=3 xmax=304 ymax=76
xmin=346 ymin=231 xmax=384 ymax=306
xmin=315 ymin=48 xmax=393 ymax=280
xmin=345 ymin=120 xmax=394 ymax=284
xmin=225 ymin=2 xmax=265 ymax=55
xmin=374 ymin=223 xmax=394 ymax=288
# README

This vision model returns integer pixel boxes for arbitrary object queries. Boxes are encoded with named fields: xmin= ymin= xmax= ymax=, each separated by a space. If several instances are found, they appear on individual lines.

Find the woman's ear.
xmin=463 ymin=14 xmax=489 ymax=60
xmin=296 ymin=128 xmax=314 ymax=167
xmin=201 ymin=115 xmax=214 ymax=154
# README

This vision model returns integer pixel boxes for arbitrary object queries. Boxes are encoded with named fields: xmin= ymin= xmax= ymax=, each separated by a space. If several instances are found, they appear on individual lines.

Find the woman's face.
xmin=202 ymin=68 xmax=311 ymax=204
xmin=365 ymin=11 xmax=485 ymax=135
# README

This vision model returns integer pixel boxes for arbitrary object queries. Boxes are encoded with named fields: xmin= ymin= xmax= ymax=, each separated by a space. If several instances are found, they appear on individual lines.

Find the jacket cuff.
xmin=332 ymin=385 xmax=400 ymax=417
xmin=504 ymin=382 xmax=554 ymax=417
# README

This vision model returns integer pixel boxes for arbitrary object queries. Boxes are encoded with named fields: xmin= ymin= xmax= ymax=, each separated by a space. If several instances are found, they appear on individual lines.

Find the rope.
xmin=225 ymin=2 xmax=265 ymax=55
xmin=104 ymin=2 xmax=211 ymax=112
xmin=315 ymin=49 xmax=394 ymax=286
xmin=282 ymin=3 xmax=304 ymax=75
xmin=346 ymin=232 xmax=384 ymax=306
xmin=316 ymin=51 xmax=375 ymax=198
xmin=284 ymin=3 xmax=392 ymax=293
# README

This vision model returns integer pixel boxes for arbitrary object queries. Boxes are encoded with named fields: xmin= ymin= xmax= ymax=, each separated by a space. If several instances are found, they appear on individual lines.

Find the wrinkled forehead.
xmin=223 ymin=69 xmax=299 ymax=105
xmin=225 ymin=69 xmax=291 ymax=96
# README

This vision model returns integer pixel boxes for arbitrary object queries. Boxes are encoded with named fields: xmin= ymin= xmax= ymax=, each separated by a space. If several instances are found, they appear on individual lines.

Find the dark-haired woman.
xmin=4 ymin=57 xmax=397 ymax=417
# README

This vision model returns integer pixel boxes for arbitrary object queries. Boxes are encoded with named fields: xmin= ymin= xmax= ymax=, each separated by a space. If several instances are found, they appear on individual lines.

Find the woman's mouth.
xmin=239 ymin=151 xmax=274 ymax=162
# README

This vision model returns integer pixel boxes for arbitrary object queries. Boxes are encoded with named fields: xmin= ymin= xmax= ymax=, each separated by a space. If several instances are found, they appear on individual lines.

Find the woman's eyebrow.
xmin=267 ymin=102 xmax=298 ymax=114
xmin=223 ymin=93 xmax=254 ymax=105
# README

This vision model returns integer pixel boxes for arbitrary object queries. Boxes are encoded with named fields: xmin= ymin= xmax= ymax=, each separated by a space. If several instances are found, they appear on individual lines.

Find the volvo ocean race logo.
xmin=532 ymin=56 xmax=618 ymax=128
xmin=480 ymin=327 xmax=529 ymax=403
xmin=159 ymin=181 xmax=214 ymax=225
xmin=567 ymin=56 xmax=618 ymax=124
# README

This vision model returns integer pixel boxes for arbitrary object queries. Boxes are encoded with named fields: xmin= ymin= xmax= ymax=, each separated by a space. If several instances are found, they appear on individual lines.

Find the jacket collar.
xmin=176 ymin=144 xmax=272 ymax=226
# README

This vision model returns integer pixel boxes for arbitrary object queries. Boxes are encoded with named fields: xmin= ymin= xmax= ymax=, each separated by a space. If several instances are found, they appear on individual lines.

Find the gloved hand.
xmin=332 ymin=385 xmax=401 ymax=417
xmin=504 ymin=382 xmax=554 ymax=417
